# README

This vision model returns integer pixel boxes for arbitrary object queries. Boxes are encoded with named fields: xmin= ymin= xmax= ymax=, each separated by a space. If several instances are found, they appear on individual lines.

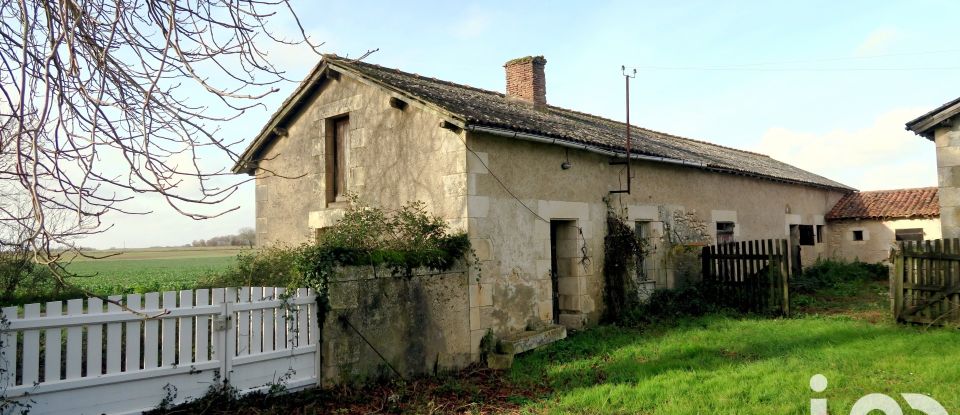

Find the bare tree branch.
xmin=0 ymin=0 xmax=322 ymax=284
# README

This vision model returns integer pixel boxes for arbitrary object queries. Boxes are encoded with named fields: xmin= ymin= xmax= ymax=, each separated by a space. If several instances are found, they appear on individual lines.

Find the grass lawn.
xmin=510 ymin=315 xmax=960 ymax=414
xmin=156 ymin=278 xmax=960 ymax=414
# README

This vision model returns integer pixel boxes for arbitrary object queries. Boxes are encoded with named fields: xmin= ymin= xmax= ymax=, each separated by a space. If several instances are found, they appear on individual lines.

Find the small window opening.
xmin=325 ymin=116 xmax=350 ymax=204
xmin=852 ymin=230 xmax=864 ymax=241
xmin=816 ymin=225 xmax=824 ymax=244
xmin=798 ymin=225 xmax=815 ymax=246
xmin=635 ymin=221 xmax=651 ymax=281
xmin=716 ymin=222 xmax=735 ymax=244
xmin=895 ymin=228 xmax=923 ymax=242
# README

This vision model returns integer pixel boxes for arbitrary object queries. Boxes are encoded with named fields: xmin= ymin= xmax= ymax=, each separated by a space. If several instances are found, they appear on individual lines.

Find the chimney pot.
xmin=504 ymin=56 xmax=547 ymax=108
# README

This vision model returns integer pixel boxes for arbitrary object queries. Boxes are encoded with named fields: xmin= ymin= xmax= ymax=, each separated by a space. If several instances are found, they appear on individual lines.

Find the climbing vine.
xmin=601 ymin=205 xmax=653 ymax=323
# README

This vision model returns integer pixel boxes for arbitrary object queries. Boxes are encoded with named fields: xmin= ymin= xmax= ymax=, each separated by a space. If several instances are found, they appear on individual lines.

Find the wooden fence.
xmin=701 ymin=239 xmax=792 ymax=315
xmin=891 ymin=240 xmax=960 ymax=326
xmin=0 ymin=287 xmax=319 ymax=415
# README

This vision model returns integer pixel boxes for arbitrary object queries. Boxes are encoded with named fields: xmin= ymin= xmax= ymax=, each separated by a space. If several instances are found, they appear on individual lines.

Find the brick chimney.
xmin=504 ymin=56 xmax=547 ymax=108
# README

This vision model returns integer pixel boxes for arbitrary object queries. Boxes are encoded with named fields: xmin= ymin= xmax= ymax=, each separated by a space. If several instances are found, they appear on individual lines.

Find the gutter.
xmin=467 ymin=125 xmax=853 ymax=192
xmin=466 ymin=125 xmax=706 ymax=168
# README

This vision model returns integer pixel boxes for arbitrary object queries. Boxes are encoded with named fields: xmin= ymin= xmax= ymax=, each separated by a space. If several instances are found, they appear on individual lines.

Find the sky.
xmin=82 ymin=0 xmax=960 ymax=249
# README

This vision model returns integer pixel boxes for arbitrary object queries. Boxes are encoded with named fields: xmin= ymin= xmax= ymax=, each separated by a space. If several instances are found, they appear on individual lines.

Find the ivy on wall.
xmin=601 ymin=205 xmax=652 ymax=323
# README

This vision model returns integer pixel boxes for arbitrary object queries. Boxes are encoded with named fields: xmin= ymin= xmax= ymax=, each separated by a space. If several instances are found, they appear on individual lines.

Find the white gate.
xmin=1 ymin=287 xmax=318 ymax=415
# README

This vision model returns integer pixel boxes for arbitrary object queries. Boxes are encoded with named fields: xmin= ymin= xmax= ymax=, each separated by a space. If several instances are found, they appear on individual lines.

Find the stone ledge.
xmin=497 ymin=324 xmax=567 ymax=355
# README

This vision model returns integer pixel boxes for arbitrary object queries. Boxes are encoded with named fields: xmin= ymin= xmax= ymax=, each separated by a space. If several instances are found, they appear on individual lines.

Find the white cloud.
xmin=855 ymin=28 xmax=898 ymax=56
xmin=754 ymin=108 xmax=937 ymax=191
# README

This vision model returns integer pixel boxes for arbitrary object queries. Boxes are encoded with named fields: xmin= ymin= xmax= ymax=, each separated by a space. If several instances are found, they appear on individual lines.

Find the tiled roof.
xmin=826 ymin=187 xmax=939 ymax=220
xmin=237 ymin=55 xmax=853 ymax=191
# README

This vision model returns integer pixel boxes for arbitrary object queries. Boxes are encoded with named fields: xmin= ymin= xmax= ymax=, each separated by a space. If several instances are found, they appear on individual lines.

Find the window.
xmin=895 ymin=228 xmax=924 ymax=241
xmin=635 ymin=221 xmax=650 ymax=281
xmin=816 ymin=225 xmax=824 ymax=244
xmin=716 ymin=222 xmax=735 ymax=244
xmin=325 ymin=116 xmax=349 ymax=203
xmin=852 ymin=230 xmax=864 ymax=241
xmin=798 ymin=225 xmax=815 ymax=246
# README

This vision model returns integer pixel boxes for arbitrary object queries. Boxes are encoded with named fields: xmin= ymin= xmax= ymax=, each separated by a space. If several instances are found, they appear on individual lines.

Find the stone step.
xmin=496 ymin=324 xmax=567 ymax=355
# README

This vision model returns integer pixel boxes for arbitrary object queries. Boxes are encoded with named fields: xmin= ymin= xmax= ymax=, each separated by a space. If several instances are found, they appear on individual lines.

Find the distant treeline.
xmin=191 ymin=228 xmax=255 ymax=247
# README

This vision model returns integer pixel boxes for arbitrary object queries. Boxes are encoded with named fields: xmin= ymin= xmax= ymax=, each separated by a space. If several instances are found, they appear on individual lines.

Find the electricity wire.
xmin=456 ymin=133 xmax=550 ymax=224
xmin=625 ymin=48 xmax=960 ymax=72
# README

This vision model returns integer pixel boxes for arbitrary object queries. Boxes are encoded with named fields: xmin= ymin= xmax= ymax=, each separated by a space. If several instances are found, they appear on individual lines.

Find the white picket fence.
xmin=0 ymin=287 xmax=319 ymax=415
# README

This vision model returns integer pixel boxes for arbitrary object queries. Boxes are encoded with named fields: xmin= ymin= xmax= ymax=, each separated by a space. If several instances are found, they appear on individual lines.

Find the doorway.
xmin=549 ymin=220 xmax=578 ymax=325
xmin=788 ymin=224 xmax=803 ymax=276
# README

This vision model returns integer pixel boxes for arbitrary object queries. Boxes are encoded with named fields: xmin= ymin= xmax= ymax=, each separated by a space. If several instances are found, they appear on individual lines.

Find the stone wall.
xmin=321 ymin=266 xmax=471 ymax=384
xmin=935 ymin=123 xmax=960 ymax=238
xmin=464 ymin=132 xmax=847 ymax=338
xmin=254 ymin=73 xmax=467 ymax=246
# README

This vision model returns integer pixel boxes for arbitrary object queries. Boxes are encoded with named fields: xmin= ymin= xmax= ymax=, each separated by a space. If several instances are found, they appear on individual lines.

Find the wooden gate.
xmin=701 ymin=239 xmax=792 ymax=315
xmin=891 ymin=240 xmax=960 ymax=326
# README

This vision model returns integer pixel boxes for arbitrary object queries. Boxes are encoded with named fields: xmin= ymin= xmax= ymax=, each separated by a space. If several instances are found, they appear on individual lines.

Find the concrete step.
xmin=496 ymin=324 xmax=567 ymax=355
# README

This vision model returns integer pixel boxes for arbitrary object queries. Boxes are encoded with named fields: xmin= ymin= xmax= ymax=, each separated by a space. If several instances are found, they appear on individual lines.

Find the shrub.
xmin=198 ymin=244 xmax=300 ymax=288
xmin=619 ymin=284 xmax=720 ymax=326
xmin=790 ymin=259 xmax=887 ymax=295
xmin=297 ymin=197 xmax=473 ymax=282
xmin=200 ymin=197 xmax=473 ymax=291
xmin=0 ymin=249 xmax=67 ymax=305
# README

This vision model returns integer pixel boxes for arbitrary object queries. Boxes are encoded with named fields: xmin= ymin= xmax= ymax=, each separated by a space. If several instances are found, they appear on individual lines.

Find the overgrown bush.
xmin=198 ymin=244 xmax=300 ymax=288
xmin=790 ymin=259 xmax=887 ymax=295
xmin=200 ymin=198 xmax=473 ymax=291
xmin=315 ymin=197 xmax=470 ymax=271
xmin=619 ymin=284 xmax=720 ymax=326
xmin=0 ymin=248 xmax=65 ymax=305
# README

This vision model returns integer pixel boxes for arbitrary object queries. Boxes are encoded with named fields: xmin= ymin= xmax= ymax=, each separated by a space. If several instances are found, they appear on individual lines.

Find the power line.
xmin=626 ymin=66 xmax=960 ymax=72
xmin=625 ymin=48 xmax=960 ymax=72
xmin=456 ymin=134 xmax=550 ymax=224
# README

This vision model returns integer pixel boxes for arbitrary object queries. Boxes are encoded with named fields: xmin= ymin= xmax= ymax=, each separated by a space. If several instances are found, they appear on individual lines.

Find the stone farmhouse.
xmin=232 ymin=54 xmax=854 ymax=358
xmin=907 ymin=96 xmax=960 ymax=238
xmin=825 ymin=188 xmax=940 ymax=263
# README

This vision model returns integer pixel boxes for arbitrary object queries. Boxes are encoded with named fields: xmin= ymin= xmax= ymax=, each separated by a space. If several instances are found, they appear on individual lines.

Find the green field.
xmin=4 ymin=247 xmax=245 ymax=305
xmin=66 ymin=247 xmax=245 ymax=294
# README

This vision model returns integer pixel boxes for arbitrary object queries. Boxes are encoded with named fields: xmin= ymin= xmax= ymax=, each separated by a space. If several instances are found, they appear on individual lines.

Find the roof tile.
xmin=826 ymin=187 xmax=939 ymax=220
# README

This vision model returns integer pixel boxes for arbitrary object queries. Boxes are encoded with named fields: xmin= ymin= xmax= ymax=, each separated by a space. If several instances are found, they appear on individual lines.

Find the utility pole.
xmin=609 ymin=66 xmax=637 ymax=194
